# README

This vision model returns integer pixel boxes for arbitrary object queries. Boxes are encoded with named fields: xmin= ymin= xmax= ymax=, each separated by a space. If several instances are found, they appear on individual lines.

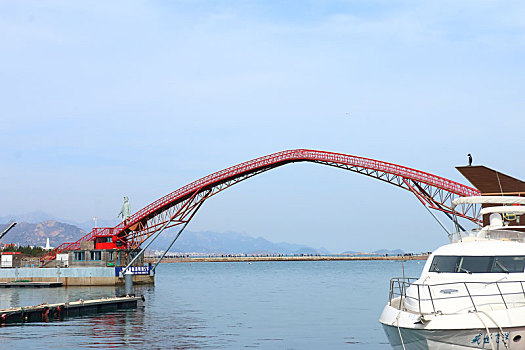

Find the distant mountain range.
xmin=0 ymin=220 xmax=85 ymax=247
xmin=0 ymin=220 xmax=329 ymax=254
xmin=0 ymin=212 xmax=404 ymax=255
xmin=0 ymin=211 xmax=119 ymax=233
xmin=148 ymin=230 xmax=331 ymax=255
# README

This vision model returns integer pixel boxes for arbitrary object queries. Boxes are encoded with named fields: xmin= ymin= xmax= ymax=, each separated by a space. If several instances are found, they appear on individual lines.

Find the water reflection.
xmin=78 ymin=310 xmax=142 ymax=348
xmin=9 ymin=289 xmax=19 ymax=308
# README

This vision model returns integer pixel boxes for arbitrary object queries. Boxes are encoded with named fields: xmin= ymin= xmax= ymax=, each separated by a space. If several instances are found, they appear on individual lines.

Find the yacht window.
xmin=459 ymin=256 xmax=491 ymax=273
xmin=491 ymin=256 xmax=525 ymax=273
xmin=429 ymin=256 xmax=458 ymax=273
xmin=430 ymin=255 xmax=525 ymax=273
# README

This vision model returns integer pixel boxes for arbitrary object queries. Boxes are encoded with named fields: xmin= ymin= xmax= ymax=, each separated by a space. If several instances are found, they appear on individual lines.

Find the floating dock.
xmin=0 ymin=281 xmax=62 ymax=288
xmin=0 ymin=295 xmax=144 ymax=325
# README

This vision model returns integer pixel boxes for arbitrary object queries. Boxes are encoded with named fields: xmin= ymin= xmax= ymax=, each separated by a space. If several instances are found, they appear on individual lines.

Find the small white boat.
xmin=380 ymin=196 xmax=525 ymax=349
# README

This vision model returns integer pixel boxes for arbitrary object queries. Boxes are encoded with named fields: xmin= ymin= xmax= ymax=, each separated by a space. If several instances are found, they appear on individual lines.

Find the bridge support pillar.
xmin=125 ymin=270 xmax=133 ymax=295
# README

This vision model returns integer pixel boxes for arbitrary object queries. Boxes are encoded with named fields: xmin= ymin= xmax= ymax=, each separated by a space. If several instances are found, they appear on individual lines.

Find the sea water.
xmin=0 ymin=260 xmax=423 ymax=349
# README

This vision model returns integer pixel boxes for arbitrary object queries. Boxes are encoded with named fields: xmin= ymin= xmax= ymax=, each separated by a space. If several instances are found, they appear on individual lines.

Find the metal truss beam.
xmin=41 ymin=149 xmax=481 ymax=264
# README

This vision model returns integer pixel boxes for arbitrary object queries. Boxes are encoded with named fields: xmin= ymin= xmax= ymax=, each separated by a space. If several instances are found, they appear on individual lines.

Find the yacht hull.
xmin=379 ymin=303 xmax=525 ymax=349
xmin=382 ymin=324 xmax=522 ymax=349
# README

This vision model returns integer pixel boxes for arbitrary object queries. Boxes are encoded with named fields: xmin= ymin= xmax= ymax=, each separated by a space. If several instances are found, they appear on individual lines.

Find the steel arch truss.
xmin=314 ymin=160 xmax=481 ymax=224
xmin=41 ymin=149 xmax=482 ymax=265
xmin=122 ymin=166 xmax=276 ymax=249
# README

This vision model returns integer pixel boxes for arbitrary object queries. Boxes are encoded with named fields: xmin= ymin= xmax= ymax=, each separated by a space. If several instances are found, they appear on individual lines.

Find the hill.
xmin=0 ymin=220 xmax=85 ymax=247
xmin=148 ymin=230 xmax=330 ymax=255
xmin=0 ymin=217 xmax=403 ymax=255
xmin=0 ymin=211 xmax=118 ymax=233
xmin=0 ymin=220 xmax=328 ymax=254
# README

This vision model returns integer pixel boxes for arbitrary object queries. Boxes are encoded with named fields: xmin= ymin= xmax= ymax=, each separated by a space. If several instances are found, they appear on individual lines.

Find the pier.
xmin=0 ymin=267 xmax=154 ymax=286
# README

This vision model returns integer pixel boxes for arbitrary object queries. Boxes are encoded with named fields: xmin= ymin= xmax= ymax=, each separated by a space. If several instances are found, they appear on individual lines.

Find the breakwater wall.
xmin=146 ymin=255 xmax=429 ymax=263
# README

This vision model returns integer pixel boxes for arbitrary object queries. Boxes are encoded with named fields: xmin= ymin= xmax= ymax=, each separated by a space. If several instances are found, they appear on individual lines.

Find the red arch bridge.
xmin=41 ymin=149 xmax=481 ymax=265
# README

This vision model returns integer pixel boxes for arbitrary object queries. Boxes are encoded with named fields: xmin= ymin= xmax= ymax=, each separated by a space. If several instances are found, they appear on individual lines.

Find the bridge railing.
xmin=114 ymin=149 xmax=479 ymax=235
xmin=42 ymin=149 xmax=481 ymax=263
xmin=40 ymin=227 xmax=117 ymax=263
xmin=303 ymin=150 xmax=479 ymax=197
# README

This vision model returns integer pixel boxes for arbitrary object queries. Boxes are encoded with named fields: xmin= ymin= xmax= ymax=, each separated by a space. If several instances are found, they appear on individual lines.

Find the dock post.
xmin=125 ymin=270 xmax=133 ymax=295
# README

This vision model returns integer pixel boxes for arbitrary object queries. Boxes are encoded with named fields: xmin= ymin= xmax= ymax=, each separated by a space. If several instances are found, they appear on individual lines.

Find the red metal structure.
xmin=41 ymin=149 xmax=481 ymax=265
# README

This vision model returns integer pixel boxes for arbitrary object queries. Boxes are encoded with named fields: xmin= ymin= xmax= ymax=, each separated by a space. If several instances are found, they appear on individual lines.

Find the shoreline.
xmin=145 ymin=255 xmax=429 ymax=263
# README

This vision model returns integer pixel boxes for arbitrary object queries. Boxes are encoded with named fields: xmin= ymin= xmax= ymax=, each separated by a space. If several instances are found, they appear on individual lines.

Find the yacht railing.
xmin=448 ymin=228 xmax=525 ymax=243
xmin=389 ymin=277 xmax=525 ymax=315
xmin=447 ymin=230 xmax=475 ymax=243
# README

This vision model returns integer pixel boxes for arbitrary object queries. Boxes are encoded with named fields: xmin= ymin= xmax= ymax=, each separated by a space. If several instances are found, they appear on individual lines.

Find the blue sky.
xmin=1 ymin=1 xmax=524 ymax=252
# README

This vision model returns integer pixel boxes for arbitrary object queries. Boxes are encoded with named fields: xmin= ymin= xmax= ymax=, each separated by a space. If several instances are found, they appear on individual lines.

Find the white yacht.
xmin=380 ymin=195 xmax=525 ymax=349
